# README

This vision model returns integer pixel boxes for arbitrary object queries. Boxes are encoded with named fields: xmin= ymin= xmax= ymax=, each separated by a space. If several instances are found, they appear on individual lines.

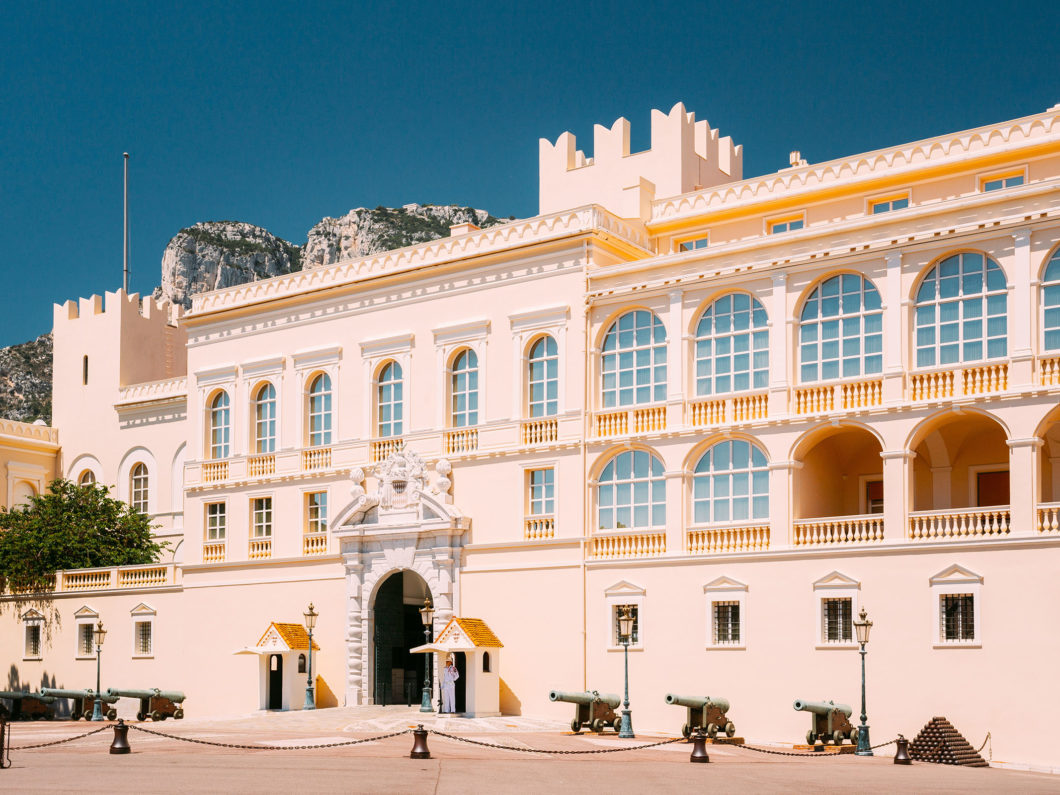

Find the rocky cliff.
xmin=0 ymin=333 xmax=52 ymax=423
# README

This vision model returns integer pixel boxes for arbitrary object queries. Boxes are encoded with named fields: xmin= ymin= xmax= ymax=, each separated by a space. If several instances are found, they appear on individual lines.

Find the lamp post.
xmin=303 ymin=603 xmax=317 ymax=710
xmin=617 ymin=606 xmax=635 ymax=739
xmin=853 ymin=606 xmax=873 ymax=756
xmin=418 ymin=598 xmax=435 ymax=713
xmin=91 ymin=620 xmax=107 ymax=721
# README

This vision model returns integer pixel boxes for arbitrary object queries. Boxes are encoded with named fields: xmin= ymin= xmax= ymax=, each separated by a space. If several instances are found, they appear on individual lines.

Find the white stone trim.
xmin=130 ymin=603 xmax=156 ymax=659
xmin=703 ymin=576 xmax=747 ymax=650
xmin=930 ymin=564 xmax=983 ymax=649
xmin=359 ymin=332 xmax=415 ymax=358
xmin=604 ymin=580 xmax=645 ymax=651
xmin=812 ymin=571 xmax=860 ymax=650
xmin=74 ymin=605 xmax=99 ymax=660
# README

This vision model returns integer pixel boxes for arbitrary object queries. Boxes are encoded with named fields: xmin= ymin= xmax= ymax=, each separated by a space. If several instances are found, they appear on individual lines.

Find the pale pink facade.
xmin=4 ymin=102 xmax=1060 ymax=769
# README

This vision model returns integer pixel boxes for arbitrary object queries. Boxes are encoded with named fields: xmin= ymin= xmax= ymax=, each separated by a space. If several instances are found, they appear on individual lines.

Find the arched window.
xmin=915 ymin=252 xmax=1007 ymax=367
xmin=298 ymin=654 xmax=307 ymax=674
xmin=253 ymin=383 xmax=277 ymax=453
xmin=130 ymin=463 xmax=149 ymax=514
xmin=209 ymin=392 xmax=230 ymax=460
xmin=693 ymin=440 xmax=768 ymax=524
xmin=527 ymin=336 xmax=558 ymax=417
xmin=450 ymin=349 xmax=479 ymax=428
xmin=1042 ymin=248 xmax=1060 ymax=350
xmin=482 ymin=651 xmax=491 ymax=673
xmin=82 ymin=355 xmax=89 ymax=385
xmin=694 ymin=293 xmax=768 ymax=396
xmin=799 ymin=274 xmax=883 ymax=382
xmin=308 ymin=374 xmax=333 ymax=447
xmin=601 ymin=310 xmax=667 ymax=408
xmin=78 ymin=469 xmax=96 ymax=486
xmin=377 ymin=361 xmax=403 ymax=438
xmin=597 ymin=450 xmax=665 ymax=531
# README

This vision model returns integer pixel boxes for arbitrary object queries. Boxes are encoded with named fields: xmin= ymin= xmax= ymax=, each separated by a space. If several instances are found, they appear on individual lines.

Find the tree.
xmin=0 ymin=479 xmax=167 ymax=597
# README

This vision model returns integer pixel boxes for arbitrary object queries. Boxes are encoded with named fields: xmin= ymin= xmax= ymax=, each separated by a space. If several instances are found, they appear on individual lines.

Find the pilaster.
xmin=883 ymin=251 xmax=906 ymax=403
xmin=880 ymin=450 xmax=914 ymax=541
xmin=767 ymin=459 xmax=799 ymax=548
xmin=1010 ymin=229 xmax=1035 ymax=387
xmin=1007 ymin=436 xmax=1043 ymax=535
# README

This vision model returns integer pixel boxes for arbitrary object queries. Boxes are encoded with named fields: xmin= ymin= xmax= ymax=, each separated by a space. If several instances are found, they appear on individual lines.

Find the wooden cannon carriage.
xmin=106 ymin=688 xmax=185 ymax=721
xmin=549 ymin=690 xmax=622 ymax=734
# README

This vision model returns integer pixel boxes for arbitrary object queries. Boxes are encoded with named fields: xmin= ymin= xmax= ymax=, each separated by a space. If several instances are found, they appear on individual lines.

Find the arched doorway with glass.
xmin=371 ymin=570 xmax=432 ymax=706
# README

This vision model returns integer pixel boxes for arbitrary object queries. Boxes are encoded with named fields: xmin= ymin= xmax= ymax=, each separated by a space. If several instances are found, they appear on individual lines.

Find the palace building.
xmin=4 ymin=101 xmax=1060 ymax=769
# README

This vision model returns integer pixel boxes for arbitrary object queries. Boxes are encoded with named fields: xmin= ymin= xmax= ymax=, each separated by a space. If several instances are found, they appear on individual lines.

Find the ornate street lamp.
xmin=418 ymin=598 xmax=435 ymax=713
xmin=853 ymin=606 xmax=874 ymax=756
xmin=303 ymin=603 xmax=318 ymax=710
xmin=91 ymin=620 xmax=107 ymax=721
xmin=617 ymin=606 xmax=635 ymax=739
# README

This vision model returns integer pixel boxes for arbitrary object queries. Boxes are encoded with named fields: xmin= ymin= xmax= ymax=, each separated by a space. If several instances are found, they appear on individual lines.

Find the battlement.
xmin=539 ymin=102 xmax=743 ymax=219
xmin=54 ymin=289 xmax=184 ymax=327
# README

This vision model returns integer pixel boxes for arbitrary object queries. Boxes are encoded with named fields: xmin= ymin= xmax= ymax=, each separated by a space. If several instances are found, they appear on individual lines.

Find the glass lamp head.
xmin=419 ymin=597 xmax=434 ymax=627
xmin=853 ymin=606 xmax=873 ymax=645
xmin=617 ymin=606 xmax=634 ymax=641
xmin=304 ymin=603 xmax=318 ymax=631
xmin=94 ymin=620 xmax=107 ymax=648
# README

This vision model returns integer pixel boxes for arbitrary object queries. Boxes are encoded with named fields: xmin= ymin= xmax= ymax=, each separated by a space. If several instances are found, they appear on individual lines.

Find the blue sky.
xmin=1 ymin=0 xmax=1057 ymax=346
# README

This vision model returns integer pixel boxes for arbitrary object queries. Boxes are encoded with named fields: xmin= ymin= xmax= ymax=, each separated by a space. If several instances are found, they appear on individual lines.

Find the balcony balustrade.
xmin=593 ymin=405 xmax=667 ymax=438
xmin=521 ymin=418 xmax=558 ymax=445
xmin=1036 ymin=501 xmax=1060 ymax=533
xmin=248 ymin=537 xmax=273 ymax=559
xmin=444 ymin=428 xmax=479 ymax=454
xmin=1039 ymin=356 xmax=1060 ymax=386
xmin=248 ymin=454 xmax=275 ymax=477
xmin=589 ymin=531 xmax=666 ymax=559
xmin=4 ymin=563 xmax=178 ymax=596
xmin=686 ymin=523 xmax=770 ymax=554
xmin=203 ymin=542 xmax=226 ymax=563
xmin=302 ymin=533 xmax=328 ymax=556
xmin=911 ymin=362 xmax=1009 ymax=401
xmin=908 ymin=506 xmax=1010 ymax=540
xmin=301 ymin=446 xmax=332 ymax=471
xmin=793 ymin=378 xmax=883 ymax=415
xmin=793 ymin=514 xmax=884 ymax=546
xmin=524 ymin=515 xmax=555 ymax=540
xmin=202 ymin=460 xmax=229 ymax=482
xmin=370 ymin=437 xmax=404 ymax=462
xmin=687 ymin=392 xmax=768 ymax=428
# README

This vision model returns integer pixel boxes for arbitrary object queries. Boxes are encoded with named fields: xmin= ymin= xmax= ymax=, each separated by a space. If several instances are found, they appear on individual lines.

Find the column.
xmin=768 ymin=273 xmax=790 ymax=416
xmin=1010 ymin=229 xmax=1034 ymax=387
xmin=1007 ymin=437 xmax=1042 ymax=535
xmin=664 ymin=469 xmax=686 ymax=555
xmin=767 ymin=460 xmax=798 ymax=548
xmin=883 ymin=251 xmax=905 ymax=403
xmin=667 ymin=290 xmax=685 ymax=428
xmin=880 ymin=450 xmax=914 ymax=541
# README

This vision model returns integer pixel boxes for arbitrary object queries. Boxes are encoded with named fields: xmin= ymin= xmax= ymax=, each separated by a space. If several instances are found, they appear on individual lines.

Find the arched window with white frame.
xmin=1041 ymin=247 xmax=1060 ymax=350
xmin=307 ymin=373 xmax=332 ymax=446
xmin=799 ymin=274 xmax=883 ymax=383
xmin=450 ymin=349 xmax=478 ymax=428
xmin=692 ymin=439 xmax=768 ymax=524
xmin=527 ymin=335 xmax=558 ymax=417
xmin=915 ymin=252 xmax=1007 ymax=367
xmin=130 ymin=463 xmax=149 ymax=514
xmin=78 ymin=469 xmax=96 ymax=486
xmin=376 ymin=361 xmax=403 ymax=438
xmin=253 ymin=383 xmax=277 ymax=453
xmin=601 ymin=310 xmax=667 ymax=408
xmin=694 ymin=293 xmax=769 ymax=396
xmin=209 ymin=391 xmax=230 ymax=460
xmin=596 ymin=449 xmax=665 ymax=531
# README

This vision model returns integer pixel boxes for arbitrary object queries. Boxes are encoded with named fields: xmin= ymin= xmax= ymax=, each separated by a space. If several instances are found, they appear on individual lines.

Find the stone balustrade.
xmin=248 ymin=538 xmax=272 ymax=560
xmin=794 ymin=378 xmax=882 ymax=415
xmin=301 ymin=446 xmax=332 ymax=471
xmin=444 ymin=428 xmax=479 ymax=455
xmin=203 ymin=542 xmax=226 ymax=563
xmin=910 ymin=361 xmax=1009 ymax=401
xmin=370 ymin=437 xmax=404 ymax=462
xmin=908 ymin=506 xmax=1011 ymax=540
xmin=521 ymin=418 xmax=558 ymax=445
xmin=248 ymin=454 xmax=275 ymax=477
xmin=2 ymin=563 xmax=179 ymax=595
xmin=524 ymin=516 xmax=555 ymax=540
xmin=589 ymin=531 xmax=667 ymax=559
xmin=1036 ymin=501 xmax=1060 ymax=533
xmin=793 ymin=514 xmax=884 ymax=546
xmin=202 ymin=460 xmax=229 ymax=482
xmin=686 ymin=523 xmax=770 ymax=554
xmin=302 ymin=533 xmax=328 ymax=556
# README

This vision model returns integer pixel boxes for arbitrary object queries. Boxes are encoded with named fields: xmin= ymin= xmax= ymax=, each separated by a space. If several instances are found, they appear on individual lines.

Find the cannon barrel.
xmin=107 ymin=688 xmax=161 ymax=699
xmin=41 ymin=688 xmax=118 ymax=703
xmin=549 ymin=690 xmax=621 ymax=709
xmin=664 ymin=693 xmax=731 ymax=713
xmin=792 ymin=699 xmax=852 ymax=717
xmin=154 ymin=690 xmax=185 ymax=703
xmin=0 ymin=691 xmax=57 ymax=703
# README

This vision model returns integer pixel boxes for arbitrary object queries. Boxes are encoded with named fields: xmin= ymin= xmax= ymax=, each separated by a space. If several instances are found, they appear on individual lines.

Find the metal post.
xmin=855 ymin=641 xmax=872 ymax=755
xmin=92 ymin=643 xmax=103 ymax=721
xmin=420 ymin=623 xmax=433 ymax=712
xmin=122 ymin=152 xmax=129 ymax=293
xmin=618 ymin=636 xmax=634 ymax=738
xmin=303 ymin=627 xmax=315 ymax=710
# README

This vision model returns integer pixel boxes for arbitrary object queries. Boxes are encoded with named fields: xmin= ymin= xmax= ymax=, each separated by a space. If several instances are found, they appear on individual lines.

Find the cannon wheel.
xmin=724 ymin=722 xmax=735 ymax=738
xmin=590 ymin=718 xmax=605 ymax=733
xmin=706 ymin=723 xmax=718 ymax=739
xmin=570 ymin=718 xmax=581 ymax=734
xmin=106 ymin=709 xmax=117 ymax=721
xmin=83 ymin=710 xmax=93 ymax=720
xmin=150 ymin=710 xmax=162 ymax=721
xmin=832 ymin=730 xmax=845 ymax=746
xmin=136 ymin=712 xmax=145 ymax=722
xmin=806 ymin=730 xmax=817 ymax=745
xmin=174 ymin=708 xmax=184 ymax=719
xmin=612 ymin=717 xmax=621 ymax=733
xmin=849 ymin=727 xmax=859 ymax=746
xmin=681 ymin=723 xmax=691 ymax=739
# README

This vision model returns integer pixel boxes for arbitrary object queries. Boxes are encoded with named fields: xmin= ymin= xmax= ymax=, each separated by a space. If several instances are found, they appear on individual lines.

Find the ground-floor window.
xmin=712 ymin=601 xmax=741 ymax=645
xmin=821 ymin=597 xmax=853 ymax=643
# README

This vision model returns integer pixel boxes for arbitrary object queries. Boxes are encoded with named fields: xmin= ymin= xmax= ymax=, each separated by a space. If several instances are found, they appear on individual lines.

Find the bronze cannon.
xmin=106 ymin=688 xmax=185 ymax=720
xmin=549 ymin=689 xmax=622 ymax=734
xmin=664 ymin=693 xmax=734 ymax=739
xmin=40 ymin=688 xmax=119 ymax=720
xmin=0 ymin=691 xmax=57 ymax=721
xmin=793 ymin=698 xmax=857 ymax=745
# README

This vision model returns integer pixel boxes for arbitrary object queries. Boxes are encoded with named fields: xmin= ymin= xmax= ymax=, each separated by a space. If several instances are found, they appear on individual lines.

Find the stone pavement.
xmin=2 ymin=707 xmax=1057 ymax=793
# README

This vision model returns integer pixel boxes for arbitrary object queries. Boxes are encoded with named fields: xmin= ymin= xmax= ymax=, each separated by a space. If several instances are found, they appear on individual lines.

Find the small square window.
xmin=134 ymin=621 xmax=153 ymax=656
xmin=768 ymin=216 xmax=805 ymax=235
xmin=940 ymin=594 xmax=975 ymax=642
xmin=981 ymin=171 xmax=1025 ymax=192
xmin=712 ymin=601 xmax=741 ymax=645
xmin=869 ymin=195 xmax=910 ymax=214
xmin=678 ymin=236 xmax=709 ymax=252
xmin=25 ymin=623 xmax=42 ymax=659
xmin=821 ymin=598 xmax=852 ymax=643
xmin=613 ymin=604 xmax=640 ymax=646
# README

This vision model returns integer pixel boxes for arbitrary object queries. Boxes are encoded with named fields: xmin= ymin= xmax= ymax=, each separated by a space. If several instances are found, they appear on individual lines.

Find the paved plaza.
xmin=2 ymin=707 xmax=1057 ymax=793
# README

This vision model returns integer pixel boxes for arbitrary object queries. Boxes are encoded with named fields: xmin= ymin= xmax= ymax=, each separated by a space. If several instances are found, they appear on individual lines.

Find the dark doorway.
xmin=372 ymin=571 xmax=430 ymax=705
xmin=976 ymin=470 xmax=1009 ymax=506
xmin=454 ymin=651 xmax=467 ymax=714
xmin=268 ymin=654 xmax=283 ymax=709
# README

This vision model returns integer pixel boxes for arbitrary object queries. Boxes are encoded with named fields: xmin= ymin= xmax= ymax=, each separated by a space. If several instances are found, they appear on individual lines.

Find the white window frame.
xmin=251 ymin=380 xmax=278 ymax=454
xmin=930 ymin=564 xmax=983 ymax=649
xmin=812 ymin=571 xmax=860 ymax=650
xmin=595 ymin=449 xmax=666 ymax=532
xmin=676 ymin=234 xmax=710 ymax=253
xmin=766 ymin=212 xmax=806 ymax=235
xmin=433 ymin=319 xmax=489 ymax=429
xmin=979 ymin=166 xmax=1027 ymax=193
xmin=525 ymin=464 xmax=556 ymax=518
xmin=509 ymin=305 xmax=569 ymax=420
xmin=304 ymin=488 xmax=329 ymax=534
xmin=526 ymin=334 xmax=560 ymax=419
xmin=251 ymin=495 xmax=274 ymax=538
xmin=693 ymin=292 xmax=769 ymax=397
xmin=360 ymin=333 xmax=414 ymax=438
xmin=130 ymin=462 xmax=150 ymax=514
xmin=866 ymin=191 xmax=911 ymax=215
xmin=22 ymin=609 xmax=44 ymax=661
xmin=292 ymin=346 xmax=342 ymax=447
xmin=798 ymin=273 xmax=884 ymax=383
xmin=604 ymin=581 xmax=645 ymax=652
xmin=205 ymin=501 xmax=227 ymax=541
xmin=208 ymin=390 xmax=232 ymax=460
xmin=74 ymin=606 xmax=99 ymax=660
xmin=600 ymin=309 xmax=668 ymax=408
xmin=305 ymin=371 xmax=334 ymax=447
xmin=131 ymin=603 xmax=156 ymax=659
xmin=703 ymin=577 xmax=747 ymax=650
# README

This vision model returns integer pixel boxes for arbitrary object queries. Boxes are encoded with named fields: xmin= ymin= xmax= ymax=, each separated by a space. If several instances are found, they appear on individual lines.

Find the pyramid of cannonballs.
xmin=909 ymin=716 xmax=988 ymax=767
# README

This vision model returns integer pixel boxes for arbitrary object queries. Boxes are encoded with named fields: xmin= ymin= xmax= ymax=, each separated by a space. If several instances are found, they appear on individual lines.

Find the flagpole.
xmin=123 ymin=152 xmax=129 ymax=293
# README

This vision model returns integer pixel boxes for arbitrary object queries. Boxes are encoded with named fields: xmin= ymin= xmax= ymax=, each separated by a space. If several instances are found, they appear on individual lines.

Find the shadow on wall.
xmin=4 ymin=666 xmax=71 ymax=716
xmin=499 ymin=678 xmax=522 ymax=716
xmin=315 ymin=675 xmax=339 ymax=709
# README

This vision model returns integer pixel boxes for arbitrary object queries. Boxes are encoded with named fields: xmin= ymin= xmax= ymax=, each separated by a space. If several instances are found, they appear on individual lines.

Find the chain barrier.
xmin=126 ymin=723 xmax=411 ymax=750
xmin=428 ymin=729 xmax=685 ymax=755
xmin=975 ymin=732 xmax=991 ymax=761
xmin=9 ymin=725 xmax=111 ymax=751
xmin=728 ymin=737 xmax=897 ymax=758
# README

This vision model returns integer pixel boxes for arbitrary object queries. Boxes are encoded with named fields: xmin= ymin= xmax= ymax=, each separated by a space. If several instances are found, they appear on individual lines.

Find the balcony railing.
xmin=303 ymin=533 xmax=328 ymax=556
xmin=1037 ymin=501 xmax=1060 ymax=533
xmin=686 ymin=523 xmax=770 ymax=554
xmin=444 ymin=428 xmax=479 ymax=454
xmin=248 ymin=537 xmax=272 ymax=559
xmin=302 ymin=446 xmax=332 ymax=471
xmin=248 ymin=454 xmax=275 ymax=477
xmin=794 ymin=514 xmax=884 ymax=546
xmin=910 ymin=362 xmax=1009 ymax=401
xmin=687 ymin=392 xmax=768 ymax=427
xmin=522 ymin=418 xmax=558 ymax=445
xmin=1040 ymin=356 xmax=1060 ymax=386
xmin=370 ymin=437 xmax=404 ymax=462
xmin=202 ymin=460 xmax=229 ymax=482
xmin=908 ymin=506 xmax=1010 ymax=540
xmin=62 ymin=570 xmax=112 ymax=591
xmin=524 ymin=515 xmax=555 ymax=540
xmin=589 ymin=531 xmax=666 ymax=559
xmin=594 ymin=405 xmax=667 ymax=438
xmin=203 ymin=541 xmax=226 ymax=563
xmin=793 ymin=378 xmax=883 ymax=415
xmin=4 ymin=563 xmax=179 ymax=595
xmin=116 ymin=566 xmax=168 ymax=588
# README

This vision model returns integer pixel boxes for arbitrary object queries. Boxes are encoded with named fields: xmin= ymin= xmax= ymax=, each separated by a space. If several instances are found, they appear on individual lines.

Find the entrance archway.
xmin=267 ymin=654 xmax=283 ymax=710
xmin=371 ymin=570 xmax=431 ymax=706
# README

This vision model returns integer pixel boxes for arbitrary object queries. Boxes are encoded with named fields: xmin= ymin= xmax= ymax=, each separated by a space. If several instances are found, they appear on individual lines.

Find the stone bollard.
xmin=689 ymin=727 xmax=710 ymax=764
xmin=110 ymin=719 xmax=131 ymax=754
xmin=893 ymin=734 xmax=912 ymax=765
xmin=410 ymin=724 xmax=431 ymax=759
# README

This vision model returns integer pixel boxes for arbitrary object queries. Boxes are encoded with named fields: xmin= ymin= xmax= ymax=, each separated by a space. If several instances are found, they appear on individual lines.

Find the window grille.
xmin=597 ymin=450 xmax=665 ymax=531
xmin=78 ymin=623 xmax=95 ymax=656
xmin=528 ymin=468 xmax=555 ymax=516
xmin=694 ymin=293 xmax=768 ymax=396
xmin=693 ymin=440 xmax=769 ymax=523
xmin=799 ymin=274 xmax=883 ymax=382
xmin=135 ymin=621 xmax=152 ymax=655
xmin=941 ymin=594 xmax=975 ymax=641
xmin=613 ymin=604 xmax=639 ymax=645
xmin=822 ymin=598 xmax=853 ymax=642
xmin=713 ymin=601 xmax=741 ymax=645
xmin=25 ymin=624 xmax=41 ymax=657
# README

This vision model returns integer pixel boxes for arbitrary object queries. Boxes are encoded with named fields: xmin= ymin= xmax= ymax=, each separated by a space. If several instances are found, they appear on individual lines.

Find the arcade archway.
xmin=371 ymin=570 xmax=431 ymax=706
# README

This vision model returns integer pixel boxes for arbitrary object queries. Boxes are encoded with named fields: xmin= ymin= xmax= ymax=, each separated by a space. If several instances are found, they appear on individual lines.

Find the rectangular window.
xmin=25 ymin=624 xmax=42 ymax=658
xmin=306 ymin=491 xmax=328 ymax=534
xmin=252 ymin=497 xmax=273 ymax=538
xmin=205 ymin=502 xmax=226 ymax=541
xmin=870 ymin=195 xmax=910 ymax=214
xmin=976 ymin=470 xmax=1009 ymax=507
xmin=613 ymin=604 xmax=640 ymax=645
xmin=78 ymin=623 xmax=95 ymax=656
xmin=768 ymin=216 xmax=805 ymax=235
xmin=981 ymin=172 xmax=1024 ymax=192
xmin=135 ymin=621 xmax=153 ymax=655
xmin=865 ymin=480 xmax=883 ymax=514
xmin=712 ymin=601 xmax=741 ymax=645
xmin=941 ymin=594 xmax=975 ymax=641
xmin=822 ymin=598 xmax=852 ymax=643
xmin=528 ymin=468 xmax=555 ymax=516
xmin=678 ymin=236 xmax=709 ymax=252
